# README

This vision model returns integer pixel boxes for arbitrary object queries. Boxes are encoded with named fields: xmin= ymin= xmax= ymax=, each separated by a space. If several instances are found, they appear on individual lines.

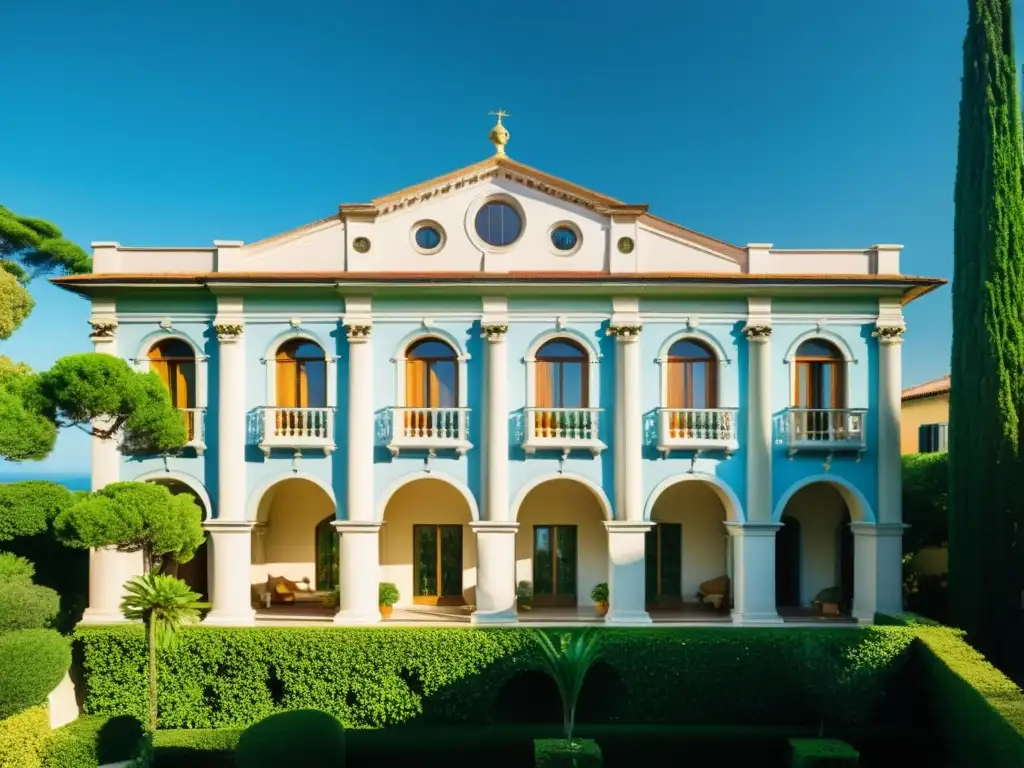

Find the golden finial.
xmin=488 ymin=109 xmax=511 ymax=157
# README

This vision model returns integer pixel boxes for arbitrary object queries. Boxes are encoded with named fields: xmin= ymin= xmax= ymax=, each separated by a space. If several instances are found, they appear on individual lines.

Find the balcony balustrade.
xmin=257 ymin=407 xmax=335 ymax=456
xmin=521 ymin=407 xmax=605 ymax=457
xmin=785 ymin=408 xmax=867 ymax=457
xmin=656 ymin=407 xmax=738 ymax=457
xmin=386 ymin=407 xmax=472 ymax=456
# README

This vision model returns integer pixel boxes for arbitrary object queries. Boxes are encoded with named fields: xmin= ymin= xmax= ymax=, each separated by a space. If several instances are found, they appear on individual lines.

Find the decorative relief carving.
xmin=873 ymin=324 xmax=905 ymax=341
xmin=743 ymin=324 xmax=772 ymax=340
xmin=607 ymin=324 xmax=643 ymax=338
xmin=481 ymin=323 xmax=509 ymax=341
xmin=88 ymin=320 xmax=118 ymax=339
xmin=214 ymin=323 xmax=243 ymax=342
xmin=346 ymin=324 xmax=372 ymax=340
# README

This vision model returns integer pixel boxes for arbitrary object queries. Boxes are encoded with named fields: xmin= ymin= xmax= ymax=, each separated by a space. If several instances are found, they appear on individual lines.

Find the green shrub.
xmin=74 ymin=626 xmax=914 ymax=730
xmin=0 ymin=481 xmax=76 ymax=543
xmin=789 ymin=738 xmax=859 ymax=766
xmin=0 ymin=705 xmax=49 ymax=768
xmin=0 ymin=551 xmax=34 ymax=582
xmin=378 ymin=582 xmax=399 ymax=606
xmin=0 ymin=629 xmax=70 ymax=719
xmin=40 ymin=714 xmax=145 ymax=768
xmin=902 ymin=452 xmax=948 ymax=553
xmin=0 ymin=580 xmax=60 ymax=631
xmin=235 ymin=709 xmax=345 ymax=768
xmin=535 ymin=738 xmax=602 ymax=767
xmin=590 ymin=583 xmax=608 ymax=603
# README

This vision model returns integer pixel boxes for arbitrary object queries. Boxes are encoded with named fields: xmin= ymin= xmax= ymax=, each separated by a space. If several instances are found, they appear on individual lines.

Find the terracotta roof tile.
xmin=901 ymin=374 xmax=951 ymax=401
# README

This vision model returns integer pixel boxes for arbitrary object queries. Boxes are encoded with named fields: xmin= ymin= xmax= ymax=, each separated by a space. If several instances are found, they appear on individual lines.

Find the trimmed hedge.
xmin=40 ymin=714 xmax=145 ymax=768
xmin=0 ymin=706 xmax=49 ymax=768
xmin=789 ymin=738 xmax=859 ymax=766
xmin=236 ymin=709 xmax=345 ymax=767
xmin=0 ymin=580 xmax=60 ymax=632
xmin=0 ymin=551 xmax=34 ymax=582
xmin=0 ymin=629 xmax=70 ymax=719
xmin=75 ymin=625 xmax=915 ymax=729
xmin=535 ymin=738 xmax=602 ymax=767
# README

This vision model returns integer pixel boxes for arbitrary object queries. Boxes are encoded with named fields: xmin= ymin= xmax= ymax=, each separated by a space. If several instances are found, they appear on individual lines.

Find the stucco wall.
xmin=901 ymin=394 xmax=949 ymax=454
xmin=252 ymin=478 xmax=334 ymax=585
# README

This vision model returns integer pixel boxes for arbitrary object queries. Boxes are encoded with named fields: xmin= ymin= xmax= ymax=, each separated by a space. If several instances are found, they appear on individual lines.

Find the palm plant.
xmin=120 ymin=573 xmax=207 ymax=732
xmin=532 ymin=629 xmax=602 ymax=744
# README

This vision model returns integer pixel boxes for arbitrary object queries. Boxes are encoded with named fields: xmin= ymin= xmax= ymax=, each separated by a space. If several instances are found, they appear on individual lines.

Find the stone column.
xmin=851 ymin=523 xmax=906 ymax=621
xmin=332 ymin=521 xmax=383 ymax=624
xmin=604 ymin=521 xmax=653 ymax=624
xmin=609 ymin=324 xmax=644 ymax=521
xmin=81 ymin=312 xmax=142 ymax=624
xmin=726 ymin=522 xmax=784 ymax=624
xmin=204 ymin=319 xmax=255 ymax=626
xmin=482 ymin=323 xmax=510 ymax=522
xmin=743 ymin=324 xmax=773 ymax=522
xmin=204 ymin=521 xmax=255 ymax=626
xmin=470 ymin=522 xmax=519 ymax=623
xmin=873 ymin=324 xmax=904 ymax=525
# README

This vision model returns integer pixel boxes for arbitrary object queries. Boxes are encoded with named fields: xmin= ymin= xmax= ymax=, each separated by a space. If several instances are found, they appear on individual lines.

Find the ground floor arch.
xmin=380 ymin=477 xmax=477 ymax=607
xmin=647 ymin=479 xmax=730 ymax=608
xmin=144 ymin=475 xmax=210 ymax=600
xmin=251 ymin=477 xmax=337 ymax=594
xmin=515 ymin=478 xmax=608 ymax=608
xmin=775 ymin=481 xmax=854 ymax=610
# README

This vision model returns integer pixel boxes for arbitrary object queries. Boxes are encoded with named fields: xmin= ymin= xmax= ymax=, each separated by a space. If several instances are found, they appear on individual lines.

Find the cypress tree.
xmin=950 ymin=0 xmax=1024 ymax=675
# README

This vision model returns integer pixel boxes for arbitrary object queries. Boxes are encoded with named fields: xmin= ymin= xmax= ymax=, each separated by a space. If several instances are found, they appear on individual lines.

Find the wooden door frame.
xmin=412 ymin=524 xmax=466 ymax=606
xmin=532 ymin=524 xmax=579 ymax=608
xmin=646 ymin=522 xmax=684 ymax=610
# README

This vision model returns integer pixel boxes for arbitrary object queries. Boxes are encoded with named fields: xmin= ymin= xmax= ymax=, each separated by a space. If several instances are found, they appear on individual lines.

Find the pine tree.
xmin=950 ymin=0 xmax=1024 ymax=675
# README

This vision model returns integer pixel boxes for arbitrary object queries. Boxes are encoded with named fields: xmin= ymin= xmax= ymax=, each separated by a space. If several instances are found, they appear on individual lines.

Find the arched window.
xmin=793 ymin=339 xmax=844 ymax=410
xmin=275 ymin=339 xmax=327 ymax=409
xmin=535 ymin=339 xmax=588 ymax=409
xmin=405 ymin=339 xmax=458 ymax=408
xmin=149 ymin=339 xmax=196 ymax=439
xmin=667 ymin=339 xmax=717 ymax=409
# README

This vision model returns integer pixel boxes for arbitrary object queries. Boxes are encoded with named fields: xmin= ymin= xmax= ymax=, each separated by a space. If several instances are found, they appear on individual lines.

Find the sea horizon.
xmin=0 ymin=471 xmax=91 ymax=491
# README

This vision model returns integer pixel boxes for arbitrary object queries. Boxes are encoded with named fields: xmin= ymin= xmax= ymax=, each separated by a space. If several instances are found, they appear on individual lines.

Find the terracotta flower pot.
xmin=595 ymin=601 xmax=609 ymax=617
xmin=379 ymin=604 xmax=393 ymax=618
xmin=821 ymin=602 xmax=840 ymax=617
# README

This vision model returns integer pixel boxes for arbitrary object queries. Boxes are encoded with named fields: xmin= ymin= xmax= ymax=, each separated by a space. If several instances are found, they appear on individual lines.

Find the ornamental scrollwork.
xmin=743 ymin=324 xmax=772 ymax=340
xmin=346 ymin=324 xmax=372 ymax=340
xmin=481 ymin=323 xmax=509 ymax=341
xmin=214 ymin=323 xmax=243 ymax=342
xmin=607 ymin=324 xmax=643 ymax=338
xmin=88 ymin=320 xmax=118 ymax=339
xmin=873 ymin=324 xmax=905 ymax=341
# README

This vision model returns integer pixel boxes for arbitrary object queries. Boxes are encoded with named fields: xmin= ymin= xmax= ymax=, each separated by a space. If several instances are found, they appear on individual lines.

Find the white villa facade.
xmin=55 ymin=119 xmax=942 ymax=626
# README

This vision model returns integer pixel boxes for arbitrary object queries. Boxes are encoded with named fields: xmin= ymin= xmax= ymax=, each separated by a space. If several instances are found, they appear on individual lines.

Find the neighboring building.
xmin=53 ymin=117 xmax=943 ymax=626
xmin=901 ymin=375 xmax=950 ymax=454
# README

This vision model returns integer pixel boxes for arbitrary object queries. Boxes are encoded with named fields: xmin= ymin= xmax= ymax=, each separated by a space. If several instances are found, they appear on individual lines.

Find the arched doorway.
xmin=514 ymin=478 xmax=608 ymax=608
xmin=646 ymin=480 xmax=730 ymax=609
xmin=775 ymin=482 xmax=855 ymax=611
xmin=147 ymin=478 xmax=209 ymax=600
xmin=379 ymin=478 xmax=477 ymax=607
xmin=251 ymin=477 xmax=336 ymax=599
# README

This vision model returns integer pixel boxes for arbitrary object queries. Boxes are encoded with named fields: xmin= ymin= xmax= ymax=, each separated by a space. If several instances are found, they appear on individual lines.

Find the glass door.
xmin=645 ymin=523 xmax=682 ymax=608
xmin=533 ymin=525 xmax=578 ymax=607
xmin=315 ymin=516 xmax=339 ymax=591
xmin=413 ymin=524 xmax=464 ymax=605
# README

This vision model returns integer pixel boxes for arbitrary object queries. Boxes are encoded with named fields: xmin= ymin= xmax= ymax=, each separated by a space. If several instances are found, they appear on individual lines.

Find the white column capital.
xmin=470 ymin=521 xmax=519 ymax=535
xmin=345 ymin=323 xmax=373 ymax=343
xmin=724 ymin=521 xmax=783 ymax=537
xmin=607 ymin=324 xmax=643 ymax=342
xmin=481 ymin=322 xmax=509 ymax=341
xmin=872 ymin=324 xmax=906 ymax=345
xmin=742 ymin=324 xmax=772 ymax=342
xmin=603 ymin=521 xmax=654 ymax=534
xmin=213 ymin=322 xmax=244 ymax=343
xmin=331 ymin=520 xmax=383 ymax=535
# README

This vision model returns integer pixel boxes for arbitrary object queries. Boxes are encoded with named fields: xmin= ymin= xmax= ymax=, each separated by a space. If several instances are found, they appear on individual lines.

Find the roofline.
xmin=901 ymin=386 xmax=951 ymax=402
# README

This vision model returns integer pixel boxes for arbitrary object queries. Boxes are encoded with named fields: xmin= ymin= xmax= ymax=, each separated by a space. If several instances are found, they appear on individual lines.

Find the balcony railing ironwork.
xmin=386 ymin=407 xmax=471 ymax=456
xmin=656 ymin=407 xmax=738 ymax=456
xmin=522 ymin=407 xmax=605 ymax=456
xmin=257 ymin=406 xmax=335 ymax=456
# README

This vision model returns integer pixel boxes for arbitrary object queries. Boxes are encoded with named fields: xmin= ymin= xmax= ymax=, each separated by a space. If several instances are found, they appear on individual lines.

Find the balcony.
xmin=386 ymin=407 xmax=472 ymax=457
xmin=522 ymin=407 xmax=605 ymax=457
xmin=257 ymin=407 xmax=335 ymax=456
xmin=179 ymin=408 xmax=206 ymax=454
xmin=784 ymin=408 xmax=867 ymax=458
xmin=656 ymin=408 xmax=738 ymax=457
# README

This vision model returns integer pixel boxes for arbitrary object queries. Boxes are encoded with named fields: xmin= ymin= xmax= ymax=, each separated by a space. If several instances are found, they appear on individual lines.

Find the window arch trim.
xmin=656 ymin=330 xmax=731 ymax=410
xmin=524 ymin=329 xmax=601 ymax=409
xmin=262 ymin=330 xmax=337 ymax=409
xmin=391 ymin=329 xmax=470 ymax=408
xmin=785 ymin=330 xmax=856 ymax=410
xmin=134 ymin=331 xmax=207 ymax=409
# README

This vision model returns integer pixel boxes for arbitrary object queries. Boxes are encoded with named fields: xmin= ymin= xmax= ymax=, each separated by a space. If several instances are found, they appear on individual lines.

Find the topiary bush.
xmin=0 ymin=705 xmax=50 ymax=768
xmin=0 ymin=629 xmax=71 ymax=719
xmin=0 ymin=580 xmax=60 ymax=632
xmin=0 ymin=551 xmax=34 ymax=582
xmin=235 ymin=709 xmax=345 ymax=768
xmin=535 ymin=737 xmax=603 ymax=767
xmin=40 ymin=714 xmax=145 ymax=768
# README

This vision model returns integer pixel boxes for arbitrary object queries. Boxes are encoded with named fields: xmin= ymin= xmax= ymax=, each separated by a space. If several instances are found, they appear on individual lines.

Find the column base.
xmin=470 ymin=608 xmax=518 ymax=625
xmin=604 ymin=610 xmax=653 ymax=625
xmin=332 ymin=610 xmax=380 ymax=626
xmin=730 ymin=610 xmax=785 ymax=625
xmin=79 ymin=609 xmax=130 ymax=625
xmin=203 ymin=609 xmax=255 ymax=627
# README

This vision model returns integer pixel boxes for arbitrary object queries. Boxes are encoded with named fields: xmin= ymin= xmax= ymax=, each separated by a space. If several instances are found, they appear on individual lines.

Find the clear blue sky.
xmin=0 ymin=1 xmax=979 ymax=475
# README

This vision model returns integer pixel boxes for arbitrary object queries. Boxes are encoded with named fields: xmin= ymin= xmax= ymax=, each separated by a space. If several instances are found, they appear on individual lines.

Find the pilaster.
xmin=603 ymin=520 xmax=653 ymax=624
xmin=203 ymin=520 xmax=255 ymax=626
xmin=725 ymin=521 xmax=784 ymax=624
xmin=851 ymin=522 xmax=907 ymax=621
xmin=743 ymin=298 xmax=773 ymax=522
xmin=344 ymin=315 xmax=374 ymax=521
xmin=608 ymin=321 xmax=643 ymax=521
xmin=482 ymin=303 xmax=509 ymax=522
xmin=873 ymin=309 xmax=905 ymax=526
xmin=214 ymin=296 xmax=246 ymax=521
xmin=470 ymin=521 xmax=519 ymax=623
xmin=332 ymin=520 xmax=383 ymax=624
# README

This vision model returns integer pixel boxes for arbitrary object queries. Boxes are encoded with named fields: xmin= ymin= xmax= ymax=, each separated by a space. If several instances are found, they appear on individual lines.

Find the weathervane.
xmin=488 ymin=109 xmax=511 ymax=157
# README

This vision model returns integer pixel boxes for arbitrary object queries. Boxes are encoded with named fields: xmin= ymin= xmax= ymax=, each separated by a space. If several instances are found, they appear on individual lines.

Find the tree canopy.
xmin=902 ymin=453 xmax=949 ymax=554
xmin=0 ymin=480 xmax=77 ymax=543
xmin=0 ymin=271 xmax=34 ymax=341
xmin=54 ymin=482 xmax=204 ymax=573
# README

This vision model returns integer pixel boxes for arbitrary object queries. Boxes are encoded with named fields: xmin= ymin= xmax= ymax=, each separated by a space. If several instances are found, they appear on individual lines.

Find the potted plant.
xmin=590 ymin=583 xmax=609 ymax=617
xmin=813 ymin=586 xmax=844 ymax=616
xmin=517 ymin=580 xmax=533 ymax=611
xmin=379 ymin=582 xmax=399 ymax=618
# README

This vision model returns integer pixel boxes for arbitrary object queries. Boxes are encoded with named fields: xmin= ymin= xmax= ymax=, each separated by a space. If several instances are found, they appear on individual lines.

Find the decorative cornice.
xmin=481 ymin=323 xmax=509 ymax=341
xmin=214 ymin=323 xmax=243 ymax=342
xmin=873 ymin=324 xmax=905 ymax=342
xmin=345 ymin=324 xmax=372 ymax=341
xmin=88 ymin=320 xmax=118 ymax=339
xmin=606 ymin=324 xmax=643 ymax=338
xmin=743 ymin=324 xmax=772 ymax=340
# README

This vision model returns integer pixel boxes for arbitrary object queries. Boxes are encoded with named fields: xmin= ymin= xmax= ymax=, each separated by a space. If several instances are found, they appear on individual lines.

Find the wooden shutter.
xmin=276 ymin=359 xmax=297 ymax=408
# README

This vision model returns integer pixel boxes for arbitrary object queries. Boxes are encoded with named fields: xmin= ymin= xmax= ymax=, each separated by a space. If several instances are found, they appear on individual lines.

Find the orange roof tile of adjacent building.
xmin=901 ymin=374 xmax=951 ymax=401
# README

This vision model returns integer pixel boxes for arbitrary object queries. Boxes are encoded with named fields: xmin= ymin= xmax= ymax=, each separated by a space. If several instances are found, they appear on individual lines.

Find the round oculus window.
xmin=474 ymin=201 xmax=522 ymax=247
xmin=551 ymin=226 xmax=579 ymax=252
xmin=415 ymin=225 xmax=443 ymax=251
xmin=617 ymin=236 xmax=635 ymax=254
xmin=352 ymin=237 xmax=371 ymax=254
